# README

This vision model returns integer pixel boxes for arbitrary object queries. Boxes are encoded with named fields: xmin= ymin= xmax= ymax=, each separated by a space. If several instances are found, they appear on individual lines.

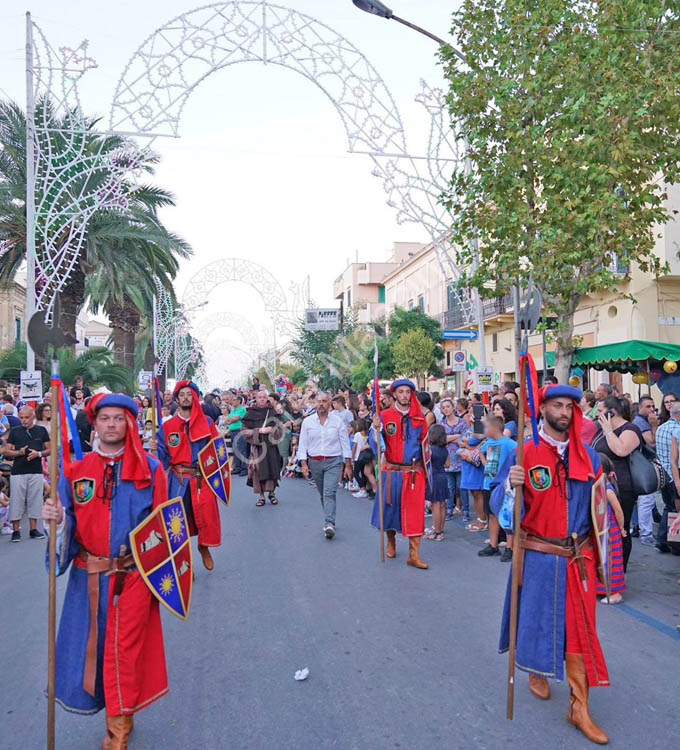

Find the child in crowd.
xmin=478 ymin=415 xmax=516 ymax=560
xmin=0 ymin=477 xmax=10 ymax=535
xmin=285 ymin=435 xmax=305 ymax=479
xmin=425 ymin=424 xmax=450 ymax=541
xmin=142 ymin=419 xmax=153 ymax=451
xmin=351 ymin=418 xmax=376 ymax=498
xmin=596 ymin=453 xmax=627 ymax=605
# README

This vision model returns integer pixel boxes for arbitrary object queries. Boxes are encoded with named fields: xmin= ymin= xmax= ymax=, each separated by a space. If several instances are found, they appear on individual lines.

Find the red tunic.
xmin=56 ymin=452 xmax=169 ymax=716
xmin=158 ymin=414 xmax=221 ymax=547
xmin=517 ymin=439 xmax=609 ymax=686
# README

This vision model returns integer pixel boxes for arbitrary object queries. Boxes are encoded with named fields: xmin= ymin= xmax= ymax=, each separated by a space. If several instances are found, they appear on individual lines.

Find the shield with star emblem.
xmin=129 ymin=497 xmax=192 ymax=620
xmin=198 ymin=436 xmax=231 ymax=506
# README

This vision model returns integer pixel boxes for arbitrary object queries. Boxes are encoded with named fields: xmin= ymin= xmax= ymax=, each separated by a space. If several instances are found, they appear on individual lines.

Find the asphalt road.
xmin=2 ymin=474 xmax=679 ymax=750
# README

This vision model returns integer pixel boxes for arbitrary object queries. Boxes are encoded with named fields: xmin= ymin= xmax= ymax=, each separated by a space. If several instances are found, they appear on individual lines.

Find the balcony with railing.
xmin=435 ymin=293 xmax=514 ymax=332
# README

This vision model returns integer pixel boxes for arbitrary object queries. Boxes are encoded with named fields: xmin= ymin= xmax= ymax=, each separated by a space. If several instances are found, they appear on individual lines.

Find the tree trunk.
xmin=106 ymin=300 xmax=127 ymax=365
xmin=58 ymin=264 xmax=85 ymax=354
xmin=122 ymin=296 xmax=140 ymax=372
xmin=552 ymin=296 xmax=579 ymax=385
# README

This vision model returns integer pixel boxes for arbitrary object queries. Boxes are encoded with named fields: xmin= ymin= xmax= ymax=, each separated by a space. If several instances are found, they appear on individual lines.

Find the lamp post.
xmin=350 ymin=0 xmax=487 ymax=369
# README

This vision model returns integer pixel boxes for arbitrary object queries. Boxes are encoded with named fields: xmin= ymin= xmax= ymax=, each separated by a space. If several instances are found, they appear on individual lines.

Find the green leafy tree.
xmin=441 ymin=0 xmax=680 ymax=381
xmin=0 ymin=343 xmax=134 ymax=393
xmin=0 ymin=100 xmax=190 ymax=353
xmin=392 ymin=329 xmax=436 ymax=382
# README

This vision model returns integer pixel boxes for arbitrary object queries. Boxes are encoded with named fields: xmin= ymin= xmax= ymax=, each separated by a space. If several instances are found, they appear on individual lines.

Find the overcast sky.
xmin=2 ymin=0 xmax=460 ymax=385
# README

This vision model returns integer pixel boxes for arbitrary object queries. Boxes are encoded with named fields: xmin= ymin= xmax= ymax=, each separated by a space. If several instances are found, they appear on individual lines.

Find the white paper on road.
xmin=294 ymin=668 xmax=309 ymax=681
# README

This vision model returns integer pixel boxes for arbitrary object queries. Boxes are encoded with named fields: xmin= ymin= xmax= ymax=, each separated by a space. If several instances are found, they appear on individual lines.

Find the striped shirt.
xmin=654 ymin=417 xmax=680 ymax=476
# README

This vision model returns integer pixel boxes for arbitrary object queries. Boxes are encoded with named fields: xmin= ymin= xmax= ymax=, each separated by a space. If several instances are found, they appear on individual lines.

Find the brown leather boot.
xmin=386 ymin=530 xmax=397 ymax=558
xmin=198 ymin=545 xmax=214 ymax=571
xmin=565 ymin=653 xmax=609 ymax=745
xmin=529 ymin=673 xmax=551 ymax=700
xmin=406 ymin=536 xmax=428 ymax=569
xmin=102 ymin=715 xmax=134 ymax=750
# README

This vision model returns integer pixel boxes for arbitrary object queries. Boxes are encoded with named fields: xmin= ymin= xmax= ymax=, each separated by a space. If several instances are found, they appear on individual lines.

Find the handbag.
xmin=628 ymin=441 xmax=666 ymax=496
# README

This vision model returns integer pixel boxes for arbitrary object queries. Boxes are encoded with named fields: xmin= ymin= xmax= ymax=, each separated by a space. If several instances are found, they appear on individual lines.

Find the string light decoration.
xmin=31 ymin=0 xmax=476 ymax=365
xmin=29 ymin=24 xmax=147 ymax=321
xmin=152 ymin=275 xmax=176 ymax=376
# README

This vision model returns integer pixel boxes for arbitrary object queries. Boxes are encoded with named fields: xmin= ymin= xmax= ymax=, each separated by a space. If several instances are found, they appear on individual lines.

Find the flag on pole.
xmin=519 ymin=352 xmax=540 ymax=445
xmin=50 ymin=376 xmax=82 ymax=474
xmin=153 ymin=377 xmax=163 ymax=428
xmin=371 ymin=337 xmax=380 ymax=418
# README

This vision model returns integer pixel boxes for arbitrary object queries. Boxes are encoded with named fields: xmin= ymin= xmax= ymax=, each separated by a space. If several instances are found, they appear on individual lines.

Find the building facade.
xmin=0 ymin=281 xmax=26 ymax=352
xmin=332 ymin=193 xmax=680 ymax=395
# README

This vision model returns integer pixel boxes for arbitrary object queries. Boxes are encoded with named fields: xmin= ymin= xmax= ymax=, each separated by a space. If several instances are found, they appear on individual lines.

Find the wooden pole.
xmin=150 ymin=366 xmax=157 ymax=455
xmin=506 ymin=361 xmax=527 ymax=720
xmin=377 ymin=420 xmax=385 ymax=564
xmin=47 ymin=361 xmax=59 ymax=750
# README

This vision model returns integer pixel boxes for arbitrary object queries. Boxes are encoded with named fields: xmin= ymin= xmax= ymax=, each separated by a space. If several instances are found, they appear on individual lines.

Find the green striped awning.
xmin=543 ymin=340 xmax=680 ymax=373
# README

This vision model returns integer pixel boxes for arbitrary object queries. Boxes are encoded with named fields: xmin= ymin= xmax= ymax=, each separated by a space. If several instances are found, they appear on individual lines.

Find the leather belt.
xmin=519 ymin=531 xmax=592 ymax=584
xmin=308 ymin=455 xmax=341 ymax=461
xmin=383 ymin=460 xmax=424 ymax=471
xmin=382 ymin=459 xmax=424 ymax=501
xmin=172 ymin=463 xmax=198 ymax=477
xmin=76 ymin=546 xmax=134 ymax=697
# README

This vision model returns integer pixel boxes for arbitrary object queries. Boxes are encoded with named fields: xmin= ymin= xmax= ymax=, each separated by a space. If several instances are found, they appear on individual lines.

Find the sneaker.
xmin=352 ymin=489 xmax=369 ymax=498
xmin=1 ymin=525 xmax=12 ymax=535
xmin=656 ymin=543 xmax=671 ymax=554
xmin=462 ymin=512 xmax=471 ymax=523
xmin=630 ymin=525 xmax=640 ymax=538
xmin=500 ymin=547 xmax=513 ymax=562
xmin=11 ymin=530 xmax=20 ymax=543
xmin=323 ymin=523 xmax=335 ymax=540
xmin=478 ymin=543 xmax=500 ymax=557
xmin=30 ymin=528 xmax=46 ymax=540
xmin=640 ymin=535 xmax=656 ymax=547
xmin=445 ymin=512 xmax=454 ymax=520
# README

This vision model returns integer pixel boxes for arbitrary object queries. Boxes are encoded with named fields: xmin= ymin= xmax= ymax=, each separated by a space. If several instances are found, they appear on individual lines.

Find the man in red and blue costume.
xmin=152 ymin=380 xmax=221 ymax=571
xmin=42 ymin=393 xmax=169 ymax=749
xmin=493 ymin=384 xmax=610 ymax=745
xmin=371 ymin=378 xmax=429 ymax=569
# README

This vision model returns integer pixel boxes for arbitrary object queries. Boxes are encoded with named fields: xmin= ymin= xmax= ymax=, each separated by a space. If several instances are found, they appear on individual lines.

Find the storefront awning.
xmin=544 ymin=340 xmax=680 ymax=373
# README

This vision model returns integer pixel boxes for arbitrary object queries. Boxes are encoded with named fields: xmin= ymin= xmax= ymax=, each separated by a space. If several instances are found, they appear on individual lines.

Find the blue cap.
xmin=390 ymin=378 xmax=416 ymax=392
xmin=540 ymin=384 xmax=582 ymax=403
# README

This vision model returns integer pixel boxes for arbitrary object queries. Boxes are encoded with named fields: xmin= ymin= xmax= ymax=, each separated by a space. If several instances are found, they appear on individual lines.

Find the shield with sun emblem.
xmin=198 ymin=436 xmax=231 ymax=506
xmin=129 ymin=497 xmax=192 ymax=619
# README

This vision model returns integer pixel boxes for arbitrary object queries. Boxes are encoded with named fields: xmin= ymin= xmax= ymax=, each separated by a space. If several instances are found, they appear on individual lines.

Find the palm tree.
xmin=0 ymin=342 xmax=134 ymax=393
xmin=0 ymin=99 xmax=190 ymax=348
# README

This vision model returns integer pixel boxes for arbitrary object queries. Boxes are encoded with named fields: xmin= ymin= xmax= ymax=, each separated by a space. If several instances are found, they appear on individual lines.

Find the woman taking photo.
xmin=591 ymin=396 xmax=642 ymax=570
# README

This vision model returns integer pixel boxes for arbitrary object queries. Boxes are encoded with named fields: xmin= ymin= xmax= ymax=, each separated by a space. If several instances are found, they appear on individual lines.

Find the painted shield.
xmin=591 ymin=473 xmax=611 ymax=600
xmin=421 ymin=436 xmax=433 ymax=488
xmin=129 ymin=497 xmax=192 ymax=620
xmin=198 ymin=436 xmax=231 ymax=506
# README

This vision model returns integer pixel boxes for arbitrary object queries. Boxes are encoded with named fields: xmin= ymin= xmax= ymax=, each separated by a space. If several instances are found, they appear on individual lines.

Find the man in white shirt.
xmin=298 ymin=392 xmax=352 ymax=539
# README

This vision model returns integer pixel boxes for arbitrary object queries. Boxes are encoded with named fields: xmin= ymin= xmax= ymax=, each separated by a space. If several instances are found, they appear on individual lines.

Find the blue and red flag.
xmin=50 ymin=375 xmax=82 ymax=474
xmin=153 ymin=376 xmax=163 ymax=428
xmin=519 ymin=351 xmax=539 ymax=445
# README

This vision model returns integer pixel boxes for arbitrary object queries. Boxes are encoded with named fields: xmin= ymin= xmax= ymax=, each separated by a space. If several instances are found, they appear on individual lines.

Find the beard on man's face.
xmin=544 ymin=411 xmax=571 ymax=433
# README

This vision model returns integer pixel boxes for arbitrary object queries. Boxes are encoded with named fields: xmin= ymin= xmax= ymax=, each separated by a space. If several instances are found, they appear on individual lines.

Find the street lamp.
xmin=351 ymin=1 xmax=486 ymax=369
xmin=351 ymin=0 xmax=464 ymax=60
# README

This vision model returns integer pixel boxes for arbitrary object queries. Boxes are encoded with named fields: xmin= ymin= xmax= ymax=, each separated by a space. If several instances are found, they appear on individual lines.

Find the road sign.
xmin=20 ymin=370 xmax=43 ymax=400
xmin=451 ymin=350 xmax=467 ymax=372
xmin=442 ymin=329 xmax=478 ymax=340
xmin=476 ymin=366 xmax=494 ymax=393
xmin=305 ymin=308 xmax=340 ymax=331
